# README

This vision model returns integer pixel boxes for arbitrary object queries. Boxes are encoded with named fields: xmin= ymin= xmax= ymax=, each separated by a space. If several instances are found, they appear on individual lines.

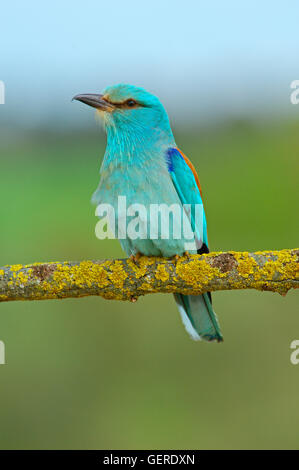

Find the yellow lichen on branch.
xmin=0 ymin=249 xmax=298 ymax=303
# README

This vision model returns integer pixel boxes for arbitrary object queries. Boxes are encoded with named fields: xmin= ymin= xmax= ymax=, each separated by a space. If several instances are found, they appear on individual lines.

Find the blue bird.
xmin=73 ymin=84 xmax=223 ymax=342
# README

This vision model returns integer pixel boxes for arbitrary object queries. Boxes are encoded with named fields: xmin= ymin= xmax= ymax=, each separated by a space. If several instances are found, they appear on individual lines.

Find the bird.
xmin=73 ymin=84 xmax=223 ymax=342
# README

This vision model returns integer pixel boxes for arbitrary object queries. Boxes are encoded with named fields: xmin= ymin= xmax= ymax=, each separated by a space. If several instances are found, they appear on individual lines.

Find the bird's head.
xmin=73 ymin=84 xmax=174 ymax=142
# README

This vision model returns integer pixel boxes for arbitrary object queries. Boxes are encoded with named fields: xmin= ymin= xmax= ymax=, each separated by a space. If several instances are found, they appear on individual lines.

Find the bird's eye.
xmin=126 ymin=99 xmax=137 ymax=107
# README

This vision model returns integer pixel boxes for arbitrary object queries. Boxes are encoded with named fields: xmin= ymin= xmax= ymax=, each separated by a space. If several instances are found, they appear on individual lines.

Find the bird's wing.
xmin=165 ymin=147 xmax=209 ymax=253
xmin=166 ymin=147 xmax=222 ymax=341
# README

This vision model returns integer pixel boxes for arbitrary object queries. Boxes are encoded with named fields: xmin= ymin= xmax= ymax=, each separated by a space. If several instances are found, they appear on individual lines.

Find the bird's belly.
xmin=94 ymin=167 xmax=195 ymax=257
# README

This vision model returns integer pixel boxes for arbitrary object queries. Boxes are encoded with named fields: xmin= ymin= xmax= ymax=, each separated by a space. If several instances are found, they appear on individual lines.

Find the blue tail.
xmin=174 ymin=293 xmax=223 ymax=342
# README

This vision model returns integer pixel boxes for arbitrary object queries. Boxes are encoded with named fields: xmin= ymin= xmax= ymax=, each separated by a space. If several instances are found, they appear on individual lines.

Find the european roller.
xmin=74 ymin=84 xmax=223 ymax=342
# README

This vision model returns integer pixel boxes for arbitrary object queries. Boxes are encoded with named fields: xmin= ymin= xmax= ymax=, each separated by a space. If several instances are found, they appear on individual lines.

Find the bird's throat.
xmin=102 ymin=125 xmax=175 ymax=171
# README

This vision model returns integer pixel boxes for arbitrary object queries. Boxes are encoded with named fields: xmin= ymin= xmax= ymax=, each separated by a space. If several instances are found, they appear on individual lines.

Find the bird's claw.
xmin=130 ymin=252 xmax=142 ymax=266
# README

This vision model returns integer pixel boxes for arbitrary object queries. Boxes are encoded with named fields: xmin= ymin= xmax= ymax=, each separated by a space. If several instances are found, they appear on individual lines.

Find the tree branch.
xmin=0 ymin=249 xmax=298 ymax=303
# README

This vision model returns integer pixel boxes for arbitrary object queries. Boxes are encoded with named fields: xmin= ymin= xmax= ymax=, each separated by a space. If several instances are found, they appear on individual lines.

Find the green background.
xmin=0 ymin=119 xmax=298 ymax=449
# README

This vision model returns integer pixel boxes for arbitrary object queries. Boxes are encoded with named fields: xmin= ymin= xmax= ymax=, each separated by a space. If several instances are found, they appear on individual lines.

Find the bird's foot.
xmin=130 ymin=252 xmax=142 ymax=266
xmin=172 ymin=254 xmax=180 ymax=265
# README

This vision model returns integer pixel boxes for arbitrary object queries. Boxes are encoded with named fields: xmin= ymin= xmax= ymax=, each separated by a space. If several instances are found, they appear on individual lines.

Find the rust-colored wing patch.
xmin=176 ymin=147 xmax=203 ymax=198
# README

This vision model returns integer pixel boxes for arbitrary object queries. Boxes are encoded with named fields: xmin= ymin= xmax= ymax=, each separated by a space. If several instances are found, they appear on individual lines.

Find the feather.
xmin=166 ymin=147 xmax=223 ymax=342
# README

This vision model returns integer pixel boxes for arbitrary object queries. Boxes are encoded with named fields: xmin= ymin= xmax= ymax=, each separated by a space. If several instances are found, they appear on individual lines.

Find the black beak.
xmin=72 ymin=93 xmax=114 ymax=111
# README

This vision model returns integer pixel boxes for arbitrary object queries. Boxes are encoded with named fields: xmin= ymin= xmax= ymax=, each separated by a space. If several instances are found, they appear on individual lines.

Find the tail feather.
xmin=174 ymin=293 xmax=223 ymax=342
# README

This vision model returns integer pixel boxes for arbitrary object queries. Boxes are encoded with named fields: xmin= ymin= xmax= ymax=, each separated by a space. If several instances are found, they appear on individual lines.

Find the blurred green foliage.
xmin=0 ymin=119 xmax=298 ymax=449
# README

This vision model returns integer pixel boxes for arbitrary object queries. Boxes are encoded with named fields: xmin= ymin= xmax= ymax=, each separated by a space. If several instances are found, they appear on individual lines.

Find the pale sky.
xmin=1 ymin=0 xmax=299 ymax=128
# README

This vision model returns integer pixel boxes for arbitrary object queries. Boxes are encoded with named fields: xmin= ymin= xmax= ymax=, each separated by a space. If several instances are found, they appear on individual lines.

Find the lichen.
xmin=127 ymin=256 xmax=155 ymax=278
xmin=155 ymin=264 xmax=169 ymax=282
xmin=175 ymin=255 xmax=222 ymax=290
xmin=138 ymin=281 xmax=156 ymax=292
xmin=233 ymin=252 xmax=259 ymax=278
xmin=10 ymin=264 xmax=23 ymax=272
xmin=16 ymin=271 xmax=29 ymax=287
xmin=108 ymin=260 xmax=128 ymax=289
